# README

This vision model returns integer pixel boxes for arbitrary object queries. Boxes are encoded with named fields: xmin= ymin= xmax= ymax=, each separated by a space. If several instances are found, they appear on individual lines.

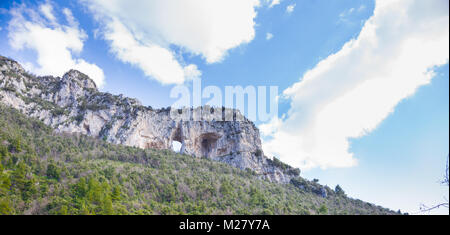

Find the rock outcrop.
xmin=0 ymin=55 xmax=300 ymax=183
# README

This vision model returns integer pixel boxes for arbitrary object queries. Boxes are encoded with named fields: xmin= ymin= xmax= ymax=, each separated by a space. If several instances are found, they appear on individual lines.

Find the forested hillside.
xmin=0 ymin=104 xmax=397 ymax=215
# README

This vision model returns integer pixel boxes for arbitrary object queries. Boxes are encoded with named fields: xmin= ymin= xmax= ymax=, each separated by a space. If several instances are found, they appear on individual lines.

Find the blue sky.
xmin=0 ymin=0 xmax=448 ymax=214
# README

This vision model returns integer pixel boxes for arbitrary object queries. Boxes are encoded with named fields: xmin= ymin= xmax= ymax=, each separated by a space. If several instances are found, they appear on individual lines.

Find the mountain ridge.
xmin=0 ymin=55 xmax=298 ymax=183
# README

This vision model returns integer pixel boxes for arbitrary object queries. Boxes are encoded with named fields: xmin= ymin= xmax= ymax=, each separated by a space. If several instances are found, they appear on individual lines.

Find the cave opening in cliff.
xmin=171 ymin=126 xmax=184 ymax=153
xmin=200 ymin=133 xmax=221 ymax=158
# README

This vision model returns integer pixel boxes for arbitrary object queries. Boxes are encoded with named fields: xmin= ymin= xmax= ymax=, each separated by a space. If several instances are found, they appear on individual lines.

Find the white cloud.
xmin=357 ymin=5 xmax=366 ymax=12
xmin=286 ymin=3 xmax=296 ymax=13
xmin=339 ymin=8 xmax=355 ymax=19
xmin=339 ymin=5 xmax=366 ymax=24
xmin=62 ymin=8 xmax=77 ymax=27
xmin=268 ymin=0 xmax=281 ymax=8
xmin=7 ymin=3 xmax=105 ymax=87
xmin=81 ymin=0 xmax=261 ymax=85
xmin=266 ymin=33 xmax=274 ymax=40
xmin=39 ymin=2 xmax=56 ymax=23
xmin=102 ymin=18 xmax=197 ymax=85
xmin=261 ymin=0 xmax=449 ymax=170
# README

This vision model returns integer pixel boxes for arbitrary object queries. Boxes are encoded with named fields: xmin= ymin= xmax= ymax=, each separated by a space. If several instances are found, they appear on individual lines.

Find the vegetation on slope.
xmin=0 ymin=104 xmax=397 ymax=215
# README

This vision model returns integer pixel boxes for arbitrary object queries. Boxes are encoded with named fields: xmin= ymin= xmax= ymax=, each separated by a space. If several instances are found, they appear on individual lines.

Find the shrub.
xmin=9 ymin=137 xmax=21 ymax=153
xmin=51 ymin=107 xmax=66 ymax=116
xmin=46 ymin=163 xmax=61 ymax=181
xmin=74 ymin=114 xmax=84 ymax=124
xmin=335 ymin=184 xmax=346 ymax=196
xmin=318 ymin=204 xmax=328 ymax=215
xmin=287 ymin=168 xmax=301 ymax=177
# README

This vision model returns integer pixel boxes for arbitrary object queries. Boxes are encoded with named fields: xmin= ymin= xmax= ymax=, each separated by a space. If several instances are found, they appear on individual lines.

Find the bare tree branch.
xmin=419 ymin=155 xmax=449 ymax=214
xmin=441 ymin=156 xmax=449 ymax=186
xmin=420 ymin=202 xmax=449 ymax=213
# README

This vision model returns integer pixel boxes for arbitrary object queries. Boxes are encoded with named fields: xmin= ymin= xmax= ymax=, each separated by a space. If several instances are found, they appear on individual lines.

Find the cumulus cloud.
xmin=7 ymin=2 xmax=105 ymax=87
xmin=81 ymin=0 xmax=261 ymax=85
xmin=101 ymin=18 xmax=199 ymax=85
xmin=261 ymin=0 xmax=449 ymax=170
xmin=266 ymin=33 xmax=274 ymax=40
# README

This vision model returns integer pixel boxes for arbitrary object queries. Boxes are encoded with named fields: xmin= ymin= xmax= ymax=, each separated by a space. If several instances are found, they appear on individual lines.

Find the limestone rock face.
xmin=0 ymin=55 xmax=300 ymax=183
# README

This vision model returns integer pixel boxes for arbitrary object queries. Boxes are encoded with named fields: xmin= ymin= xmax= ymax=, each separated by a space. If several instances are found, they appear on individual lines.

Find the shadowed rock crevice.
xmin=199 ymin=132 xmax=221 ymax=158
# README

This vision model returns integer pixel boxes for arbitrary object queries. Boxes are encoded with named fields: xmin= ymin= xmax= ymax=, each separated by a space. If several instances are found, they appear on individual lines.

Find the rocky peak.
xmin=62 ymin=69 xmax=97 ymax=91
xmin=0 ymin=56 xmax=25 ymax=74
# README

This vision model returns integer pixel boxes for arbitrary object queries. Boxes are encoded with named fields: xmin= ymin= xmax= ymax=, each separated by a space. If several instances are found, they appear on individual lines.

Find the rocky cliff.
xmin=0 ymin=55 xmax=300 ymax=183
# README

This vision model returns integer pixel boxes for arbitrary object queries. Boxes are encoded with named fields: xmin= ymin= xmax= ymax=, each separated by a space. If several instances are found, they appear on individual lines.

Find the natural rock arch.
xmin=170 ymin=123 xmax=185 ymax=154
